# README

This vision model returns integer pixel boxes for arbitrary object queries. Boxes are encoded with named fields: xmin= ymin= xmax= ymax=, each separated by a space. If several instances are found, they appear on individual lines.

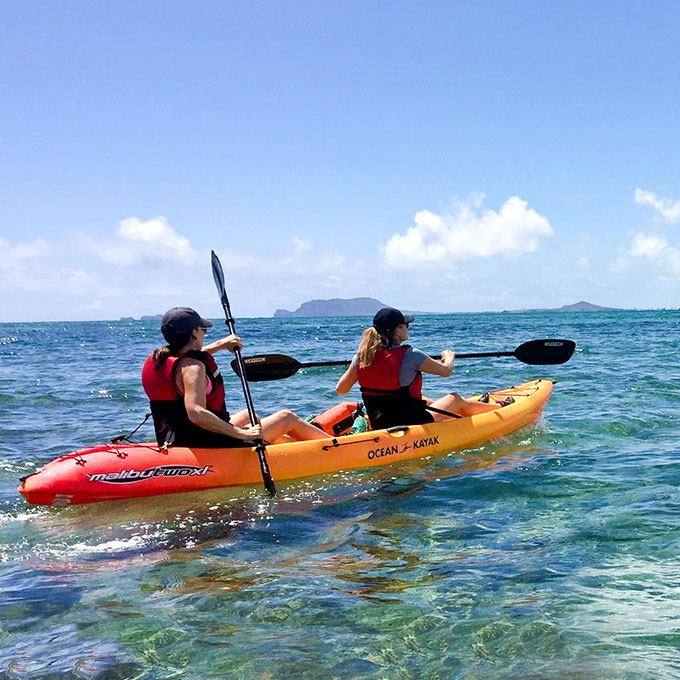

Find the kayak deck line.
xmin=18 ymin=379 xmax=554 ymax=506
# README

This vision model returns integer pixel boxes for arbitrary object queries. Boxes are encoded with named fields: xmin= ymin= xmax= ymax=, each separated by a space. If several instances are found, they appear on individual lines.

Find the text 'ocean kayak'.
xmin=19 ymin=379 xmax=553 ymax=506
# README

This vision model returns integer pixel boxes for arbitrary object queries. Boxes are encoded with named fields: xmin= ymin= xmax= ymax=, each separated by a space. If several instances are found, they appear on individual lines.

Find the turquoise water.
xmin=1 ymin=311 xmax=679 ymax=679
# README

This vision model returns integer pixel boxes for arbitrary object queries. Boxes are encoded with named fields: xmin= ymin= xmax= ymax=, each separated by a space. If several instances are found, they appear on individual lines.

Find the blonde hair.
xmin=356 ymin=327 xmax=391 ymax=368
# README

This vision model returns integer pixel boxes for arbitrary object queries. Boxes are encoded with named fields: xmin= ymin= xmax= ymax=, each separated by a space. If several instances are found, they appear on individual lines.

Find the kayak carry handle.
xmin=386 ymin=426 xmax=410 ymax=434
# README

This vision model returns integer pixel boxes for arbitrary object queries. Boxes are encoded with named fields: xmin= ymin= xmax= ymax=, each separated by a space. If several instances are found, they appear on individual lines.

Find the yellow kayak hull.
xmin=19 ymin=379 xmax=553 ymax=506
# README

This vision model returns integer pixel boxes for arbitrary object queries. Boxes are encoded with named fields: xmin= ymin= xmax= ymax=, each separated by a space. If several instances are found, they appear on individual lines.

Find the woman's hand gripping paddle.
xmin=211 ymin=250 xmax=276 ymax=497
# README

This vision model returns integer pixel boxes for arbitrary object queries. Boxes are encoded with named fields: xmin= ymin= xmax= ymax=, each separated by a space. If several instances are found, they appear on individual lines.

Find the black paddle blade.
xmin=231 ymin=354 xmax=302 ymax=381
xmin=254 ymin=441 xmax=276 ymax=496
xmin=210 ymin=250 xmax=227 ymax=300
xmin=514 ymin=339 xmax=575 ymax=365
xmin=263 ymin=469 xmax=277 ymax=497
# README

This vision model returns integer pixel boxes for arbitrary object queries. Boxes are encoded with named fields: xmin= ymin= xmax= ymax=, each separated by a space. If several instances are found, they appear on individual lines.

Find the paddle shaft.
xmin=221 ymin=303 xmax=260 ymax=426
xmin=287 ymin=350 xmax=515 ymax=369
xmin=211 ymin=252 xmax=276 ymax=496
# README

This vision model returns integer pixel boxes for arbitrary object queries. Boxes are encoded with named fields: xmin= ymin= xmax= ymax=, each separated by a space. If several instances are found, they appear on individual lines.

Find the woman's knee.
xmin=444 ymin=392 xmax=463 ymax=406
xmin=273 ymin=409 xmax=296 ymax=423
xmin=230 ymin=409 xmax=250 ymax=426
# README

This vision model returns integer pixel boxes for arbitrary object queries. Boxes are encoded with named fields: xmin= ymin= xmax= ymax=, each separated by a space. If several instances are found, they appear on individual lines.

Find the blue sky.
xmin=1 ymin=1 xmax=679 ymax=321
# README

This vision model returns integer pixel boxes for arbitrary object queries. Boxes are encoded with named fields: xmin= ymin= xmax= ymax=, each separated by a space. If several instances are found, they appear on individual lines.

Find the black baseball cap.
xmin=161 ymin=307 xmax=213 ymax=341
xmin=372 ymin=307 xmax=415 ymax=335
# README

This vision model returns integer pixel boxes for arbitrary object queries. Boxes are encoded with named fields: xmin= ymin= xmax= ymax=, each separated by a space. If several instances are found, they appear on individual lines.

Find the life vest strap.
xmin=359 ymin=386 xmax=404 ymax=396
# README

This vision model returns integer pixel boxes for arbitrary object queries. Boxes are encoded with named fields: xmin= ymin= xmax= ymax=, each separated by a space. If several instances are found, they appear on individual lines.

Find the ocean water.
xmin=1 ymin=311 xmax=679 ymax=679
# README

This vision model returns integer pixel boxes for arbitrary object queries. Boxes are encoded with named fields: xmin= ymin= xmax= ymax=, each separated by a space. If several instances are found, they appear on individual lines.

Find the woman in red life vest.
xmin=335 ymin=307 xmax=504 ymax=430
xmin=142 ymin=307 xmax=328 ymax=448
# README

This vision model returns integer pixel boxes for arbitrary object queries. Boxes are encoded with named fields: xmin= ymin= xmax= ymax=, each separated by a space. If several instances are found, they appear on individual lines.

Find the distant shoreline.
xmin=2 ymin=304 xmax=679 ymax=324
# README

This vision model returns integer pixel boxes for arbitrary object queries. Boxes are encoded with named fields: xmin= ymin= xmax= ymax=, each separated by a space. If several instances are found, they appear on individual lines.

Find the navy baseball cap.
xmin=372 ymin=307 xmax=415 ymax=334
xmin=161 ymin=307 xmax=213 ymax=341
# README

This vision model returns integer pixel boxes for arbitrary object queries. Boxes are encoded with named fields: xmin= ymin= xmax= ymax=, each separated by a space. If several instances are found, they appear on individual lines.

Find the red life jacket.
xmin=142 ymin=351 xmax=226 ymax=412
xmin=141 ymin=350 xmax=249 ymax=448
xmin=356 ymin=345 xmax=423 ymax=400
xmin=356 ymin=346 xmax=431 ymax=429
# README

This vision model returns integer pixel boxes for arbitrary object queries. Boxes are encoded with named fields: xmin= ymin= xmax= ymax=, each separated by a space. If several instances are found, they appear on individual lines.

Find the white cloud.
xmin=0 ymin=217 xmax=200 ymax=314
xmin=630 ymin=233 xmax=668 ymax=259
xmin=0 ymin=237 xmax=51 ymax=260
xmin=0 ymin=223 xmax=355 ymax=319
xmin=291 ymin=237 xmax=313 ymax=255
xmin=89 ymin=216 xmax=198 ymax=266
xmin=382 ymin=195 xmax=553 ymax=267
xmin=628 ymin=232 xmax=680 ymax=277
xmin=627 ymin=191 xmax=680 ymax=278
xmin=119 ymin=216 xmax=194 ymax=252
xmin=0 ymin=235 xmax=98 ymax=294
xmin=634 ymin=188 xmax=680 ymax=223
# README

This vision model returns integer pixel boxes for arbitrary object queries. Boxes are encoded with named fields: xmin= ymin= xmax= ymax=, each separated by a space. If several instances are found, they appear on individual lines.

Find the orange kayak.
xmin=19 ymin=379 xmax=553 ymax=506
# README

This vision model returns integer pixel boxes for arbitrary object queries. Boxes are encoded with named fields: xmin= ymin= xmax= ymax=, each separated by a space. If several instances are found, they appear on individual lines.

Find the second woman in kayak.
xmin=142 ymin=307 xmax=328 ymax=448
xmin=335 ymin=307 xmax=503 ymax=430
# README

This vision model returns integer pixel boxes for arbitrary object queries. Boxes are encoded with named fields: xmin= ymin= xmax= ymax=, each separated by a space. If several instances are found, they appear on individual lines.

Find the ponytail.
xmin=152 ymin=332 xmax=192 ymax=368
xmin=356 ymin=327 xmax=391 ymax=368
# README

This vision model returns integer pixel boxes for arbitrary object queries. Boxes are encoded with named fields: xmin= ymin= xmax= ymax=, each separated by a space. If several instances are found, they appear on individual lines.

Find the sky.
xmin=1 ymin=0 xmax=679 ymax=322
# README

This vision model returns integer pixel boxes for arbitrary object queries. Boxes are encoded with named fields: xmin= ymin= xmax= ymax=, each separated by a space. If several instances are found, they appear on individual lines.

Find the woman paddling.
xmin=336 ymin=307 xmax=508 ymax=430
xmin=142 ymin=307 xmax=328 ymax=447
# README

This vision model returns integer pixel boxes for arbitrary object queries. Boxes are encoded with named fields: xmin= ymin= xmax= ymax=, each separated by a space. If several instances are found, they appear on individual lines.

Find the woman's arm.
xmin=180 ymin=361 xmax=262 ymax=440
xmin=336 ymin=363 xmax=358 ymax=395
xmin=420 ymin=350 xmax=455 ymax=378
xmin=203 ymin=334 xmax=243 ymax=355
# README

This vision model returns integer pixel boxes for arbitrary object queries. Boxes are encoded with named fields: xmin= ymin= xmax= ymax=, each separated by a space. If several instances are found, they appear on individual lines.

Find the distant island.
xmin=273 ymin=298 xmax=620 ymax=318
xmin=119 ymin=314 xmax=163 ymax=321
xmin=506 ymin=301 xmax=621 ymax=313
xmin=274 ymin=297 xmax=389 ymax=318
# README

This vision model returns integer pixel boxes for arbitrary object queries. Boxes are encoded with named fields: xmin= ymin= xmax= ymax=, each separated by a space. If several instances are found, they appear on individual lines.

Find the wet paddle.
xmin=231 ymin=339 xmax=575 ymax=382
xmin=211 ymin=250 xmax=276 ymax=497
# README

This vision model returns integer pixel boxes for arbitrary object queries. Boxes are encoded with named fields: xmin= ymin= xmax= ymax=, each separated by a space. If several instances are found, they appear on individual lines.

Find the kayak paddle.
xmin=231 ymin=338 xmax=576 ymax=382
xmin=211 ymin=250 xmax=276 ymax=497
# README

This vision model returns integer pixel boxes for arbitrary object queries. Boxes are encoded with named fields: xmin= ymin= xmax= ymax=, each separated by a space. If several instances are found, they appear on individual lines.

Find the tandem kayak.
xmin=19 ymin=379 xmax=554 ymax=506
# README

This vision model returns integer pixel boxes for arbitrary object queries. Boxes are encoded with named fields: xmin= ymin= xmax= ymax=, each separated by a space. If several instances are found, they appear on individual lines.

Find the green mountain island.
xmin=274 ymin=297 xmax=389 ymax=318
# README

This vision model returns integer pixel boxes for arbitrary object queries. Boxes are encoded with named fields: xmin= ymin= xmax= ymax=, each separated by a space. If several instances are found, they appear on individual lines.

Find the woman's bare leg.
xmin=231 ymin=408 xmax=327 ymax=441
xmin=428 ymin=393 xmax=500 ymax=421
xmin=260 ymin=410 xmax=328 ymax=442
xmin=229 ymin=409 xmax=252 ymax=427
